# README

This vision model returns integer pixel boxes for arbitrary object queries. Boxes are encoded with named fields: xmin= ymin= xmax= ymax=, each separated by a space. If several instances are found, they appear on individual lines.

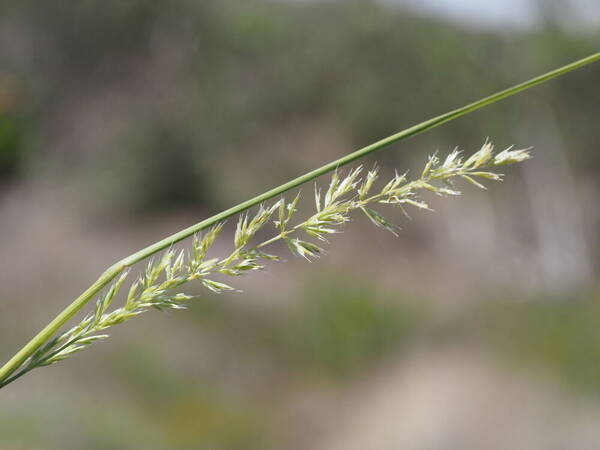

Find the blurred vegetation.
xmin=288 ymin=281 xmax=417 ymax=378
xmin=468 ymin=291 xmax=600 ymax=394
xmin=0 ymin=77 xmax=25 ymax=179
xmin=1 ymin=0 xmax=599 ymax=210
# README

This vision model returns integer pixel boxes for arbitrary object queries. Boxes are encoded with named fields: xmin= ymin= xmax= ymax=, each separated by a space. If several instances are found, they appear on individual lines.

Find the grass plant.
xmin=0 ymin=53 xmax=598 ymax=390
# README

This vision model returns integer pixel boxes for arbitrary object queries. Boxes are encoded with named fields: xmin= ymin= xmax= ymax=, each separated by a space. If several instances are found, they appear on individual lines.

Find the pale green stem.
xmin=255 ymin=233 xmax=289 ymax=249
xmin=0 ymin=52 xmax=598 ymax=386
xmin=256 ymin=222 xmax=310 ymax=249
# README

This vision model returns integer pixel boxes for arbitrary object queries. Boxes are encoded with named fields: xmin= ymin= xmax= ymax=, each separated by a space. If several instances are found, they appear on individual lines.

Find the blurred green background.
xmin=1 ymin=0 xmax=599 ymax=449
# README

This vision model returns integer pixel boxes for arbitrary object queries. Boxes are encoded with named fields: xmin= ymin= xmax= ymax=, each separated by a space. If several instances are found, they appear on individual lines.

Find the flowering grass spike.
xmin=0 ymin=141 xmax=530 ymax=387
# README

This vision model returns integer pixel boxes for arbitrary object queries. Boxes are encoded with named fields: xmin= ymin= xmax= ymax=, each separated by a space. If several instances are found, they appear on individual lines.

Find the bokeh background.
xmin=1 ymin=0 xmax=599 ymax=448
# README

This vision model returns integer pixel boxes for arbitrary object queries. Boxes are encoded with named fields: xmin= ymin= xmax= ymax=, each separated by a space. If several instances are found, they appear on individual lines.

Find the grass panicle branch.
xmin=0 ymin=52 xmax=597 ymax=388
xmin=0 ymin=142 xmax=531 ymax=387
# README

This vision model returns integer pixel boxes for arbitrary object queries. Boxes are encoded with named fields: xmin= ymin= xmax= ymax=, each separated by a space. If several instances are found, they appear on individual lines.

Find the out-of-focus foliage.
xmin=1 ymin=0 xmax=598 ymax=210
xmin=289 ymin=281 xmax=416 ymax=377
xmin=0 ymin=77 xmax=25 ymax=178
xmin=469 ymin=291 xmax=600 ymax=394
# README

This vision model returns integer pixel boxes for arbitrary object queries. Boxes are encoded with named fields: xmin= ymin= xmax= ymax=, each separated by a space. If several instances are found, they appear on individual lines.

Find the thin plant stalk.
xmin=0 ymin=52 xmax=598 ymax=385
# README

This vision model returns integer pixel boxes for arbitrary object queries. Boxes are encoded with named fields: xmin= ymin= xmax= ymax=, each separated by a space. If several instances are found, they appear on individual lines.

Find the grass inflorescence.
xmin=0 ymin=142 xmax=530 ymax=387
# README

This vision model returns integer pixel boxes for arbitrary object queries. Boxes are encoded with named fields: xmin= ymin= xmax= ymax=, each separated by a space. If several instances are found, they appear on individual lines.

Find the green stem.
xmin=0 ymin=52 xmax=598 ymax=386
xmin=256 ymin=232 xmax=289 ymax=249
xmin=0 ymin=366 xmax=34 ymax=389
